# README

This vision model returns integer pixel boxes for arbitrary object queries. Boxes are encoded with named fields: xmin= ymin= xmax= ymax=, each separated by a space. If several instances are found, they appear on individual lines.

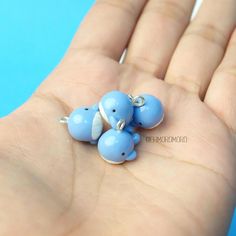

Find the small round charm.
xmin=60 ymin=90 xmax=164 ymax=165
xmin=99 ymin=90 xmax=134 ymax=129
xmin=65 ymin=105 xmax=103 ymax=144
xmin=132 ymin=94 xmax=164 ymax=129
xmin=98 ymin=129 xmax=137 ymax=164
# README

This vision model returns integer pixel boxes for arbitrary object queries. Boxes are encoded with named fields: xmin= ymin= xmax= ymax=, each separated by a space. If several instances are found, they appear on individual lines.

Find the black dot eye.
xmin=121 ymin=152 xmax=125 ymax=156
xmin=112 ymin=109 xmax=116 ymax=113
xmin=139 ymin=122 xmax=143 ymax=126
xmin=85 ymin=108 xmax=89 ymax=110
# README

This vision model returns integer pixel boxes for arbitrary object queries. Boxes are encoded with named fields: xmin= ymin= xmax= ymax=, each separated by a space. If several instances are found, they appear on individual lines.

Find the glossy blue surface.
xmin=98 ymin=129 xmax=136 ymax=164
xmin=132 ymin=94 xmax=164 ymax=129
xmin=67 ymin=105 xmax=103 ymax=144
xmin=99 ymin=91 xmax=134 ymax=129
xmin=0 ymin=1 xmax=235 ymax=235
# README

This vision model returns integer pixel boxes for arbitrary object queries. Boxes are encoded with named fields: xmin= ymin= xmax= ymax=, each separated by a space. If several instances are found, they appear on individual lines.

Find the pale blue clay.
xmin=67 ymin=105 xmax=103 ymax=144
xmin=98 ymin=129 xmax=138 ymax=164
xmin=99 ymin=91 xmax=134 ymax=129
xmin=132 ymin=94 xmax=164 ymax=129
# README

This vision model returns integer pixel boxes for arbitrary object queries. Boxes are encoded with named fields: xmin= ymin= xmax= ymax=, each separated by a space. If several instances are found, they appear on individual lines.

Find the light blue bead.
xmin=98 ymin=129 xmax=137 ymax=164
xmin=133 ymin=94 xmax=164 ymax=129
xmin=67 ymin=105 xmax=103 ymax=144
xmin=99 ymin=90 xmax=134 ymax=129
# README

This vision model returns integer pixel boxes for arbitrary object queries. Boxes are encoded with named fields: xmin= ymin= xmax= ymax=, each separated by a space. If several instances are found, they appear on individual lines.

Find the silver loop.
xmin=116 ymin=119 xmax=126 ymax=131
xmin=128 ymin=94 xmax=134 ymax=101
xmin=60 ymin=116 xmax=69 ymax=124
xmin=128 ymin=94 xmax=145 ymax=107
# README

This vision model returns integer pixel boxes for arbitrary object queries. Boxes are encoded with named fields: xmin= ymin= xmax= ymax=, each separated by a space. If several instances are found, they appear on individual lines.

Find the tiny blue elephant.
xmin=67 ymin=104 xmax=103 ymax=144
xmin=98 ymin=129 xmax=138 ymax=164
xmin=132 ymin=94 xmax=164 ymax=129
xmin=99 ymin=90 xmax=134 ymax=129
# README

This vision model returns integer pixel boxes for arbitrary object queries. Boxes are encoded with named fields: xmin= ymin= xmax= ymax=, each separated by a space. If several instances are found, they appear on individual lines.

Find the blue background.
xmin=0 ymin=0 xmax=235 ymax=235
xmin=0 ymin=0 xmax=94 ymax=116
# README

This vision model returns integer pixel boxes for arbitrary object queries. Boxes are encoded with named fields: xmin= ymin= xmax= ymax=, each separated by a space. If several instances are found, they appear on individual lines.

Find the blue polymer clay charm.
xmin=60 ymin=90 xmax=164 ymax=165
xmin=99 ymin=90 xmax=134 ymax=129
xmin=98 ymin=128 xmax=139 ymax=164
xmin=132 ymin=94 xmax=164 ymax=129
xmin=67 ymin=105 xmax=103 ymax=144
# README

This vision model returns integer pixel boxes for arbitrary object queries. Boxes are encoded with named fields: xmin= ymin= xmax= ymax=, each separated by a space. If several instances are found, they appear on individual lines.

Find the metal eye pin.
xmin=116 ymin=119 xmax=126 ymax=131
xmin=60 ymin=116 xmax=69 ymax=124
xmin=128 ymin=94 xmax=145 ymax=107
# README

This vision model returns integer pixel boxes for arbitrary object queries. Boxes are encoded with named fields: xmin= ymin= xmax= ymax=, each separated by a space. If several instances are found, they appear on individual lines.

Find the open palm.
xmin=1 ymin=1 xmax=236 ymax=235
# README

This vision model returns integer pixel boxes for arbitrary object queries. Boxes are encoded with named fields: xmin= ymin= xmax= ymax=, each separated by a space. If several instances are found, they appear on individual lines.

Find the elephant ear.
xmin=126 ymin=150 xmax=137 ymax=161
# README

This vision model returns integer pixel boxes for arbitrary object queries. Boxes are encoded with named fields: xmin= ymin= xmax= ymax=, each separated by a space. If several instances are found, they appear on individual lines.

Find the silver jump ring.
xmin=128 ymin=94 xmax=145 ymax=107
xmin=60 ymin=116 xmax=69 ymax=124
xmin=116 ymin=119 xmax=126 ymax=131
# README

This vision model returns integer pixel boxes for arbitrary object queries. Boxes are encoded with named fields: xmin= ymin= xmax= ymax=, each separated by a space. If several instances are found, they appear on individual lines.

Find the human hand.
xmin=0 ymin=0 xmax=236 ymax=235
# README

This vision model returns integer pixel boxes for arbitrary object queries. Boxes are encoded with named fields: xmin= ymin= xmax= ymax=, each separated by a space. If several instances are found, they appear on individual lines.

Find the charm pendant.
xmin=132 ymin=94 xmax=164 ymax=129
xmin=98 ymin=129 xmax=137 ymax=164
xmin=99 ymin=91 xmax=134 ymax=129
xmin=60 ymin=105 xmax=103 ymax=144
xmin=60 ymin=90 xmax=164 ymax=164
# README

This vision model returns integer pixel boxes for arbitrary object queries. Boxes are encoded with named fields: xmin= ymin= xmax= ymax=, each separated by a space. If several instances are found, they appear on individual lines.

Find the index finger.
xmin=70 ymin=0 xmax=148 ymax=60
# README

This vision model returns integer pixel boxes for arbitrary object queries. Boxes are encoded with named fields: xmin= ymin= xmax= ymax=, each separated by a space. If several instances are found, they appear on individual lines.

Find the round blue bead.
xmin=133 ymin=94 xmax=164 ymax=129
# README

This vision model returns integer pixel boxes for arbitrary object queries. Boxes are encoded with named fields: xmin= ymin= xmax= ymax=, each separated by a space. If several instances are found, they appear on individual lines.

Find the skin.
xmin=0 ymin=0 xmax=236 ymax=235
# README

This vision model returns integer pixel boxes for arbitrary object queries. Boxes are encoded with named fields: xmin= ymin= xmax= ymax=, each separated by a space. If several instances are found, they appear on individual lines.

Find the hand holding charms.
xmin=61 ymin=91 xmax=164 ymax=164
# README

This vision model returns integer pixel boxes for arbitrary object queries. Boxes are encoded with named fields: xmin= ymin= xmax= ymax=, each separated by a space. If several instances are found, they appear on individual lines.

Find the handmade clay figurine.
xmin=99 ymin=91 xmax=134 ymax=129
xmin=98 ymin=128 xmax=139 ymax=164
xmin=65 ymin=105 xmax=103 ymax=144
xmin=132 ymin=94 xmax=164 ymax=129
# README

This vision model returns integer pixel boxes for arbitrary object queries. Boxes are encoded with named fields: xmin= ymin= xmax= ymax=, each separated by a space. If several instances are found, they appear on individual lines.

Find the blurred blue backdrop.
xmin=0 ymin=0 xmax=235 ymax=235
xmin=0 ymin=0 xmax=94 ymax=117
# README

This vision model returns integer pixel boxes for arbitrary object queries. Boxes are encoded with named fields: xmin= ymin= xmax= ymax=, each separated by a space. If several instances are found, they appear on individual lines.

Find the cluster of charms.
xmin=60 ymin=91 xmax=164 ymax=164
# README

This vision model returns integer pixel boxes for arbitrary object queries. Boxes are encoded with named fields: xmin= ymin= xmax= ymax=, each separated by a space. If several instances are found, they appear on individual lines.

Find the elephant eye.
xmin=112 ymin=109 xmax=116 ymax=113
xmin=85 ymin=108 xmax=89 ymax=110
xmin=121 ymin=152 xmax=125 ymax=156
xmin=139 ymin=122 xmax=143 ymax=126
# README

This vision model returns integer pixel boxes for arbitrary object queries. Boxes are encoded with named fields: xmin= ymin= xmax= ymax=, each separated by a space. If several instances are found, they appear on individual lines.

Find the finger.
xmin=69 ymin=0 xmax=148 ymax=61
xmin=205 ymin=28 xmax=236 ymax=132
xmin=165 ymin=0 xmax=236 ymax=98
xmin=125 ymin=0 xmax=196 ymax=78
